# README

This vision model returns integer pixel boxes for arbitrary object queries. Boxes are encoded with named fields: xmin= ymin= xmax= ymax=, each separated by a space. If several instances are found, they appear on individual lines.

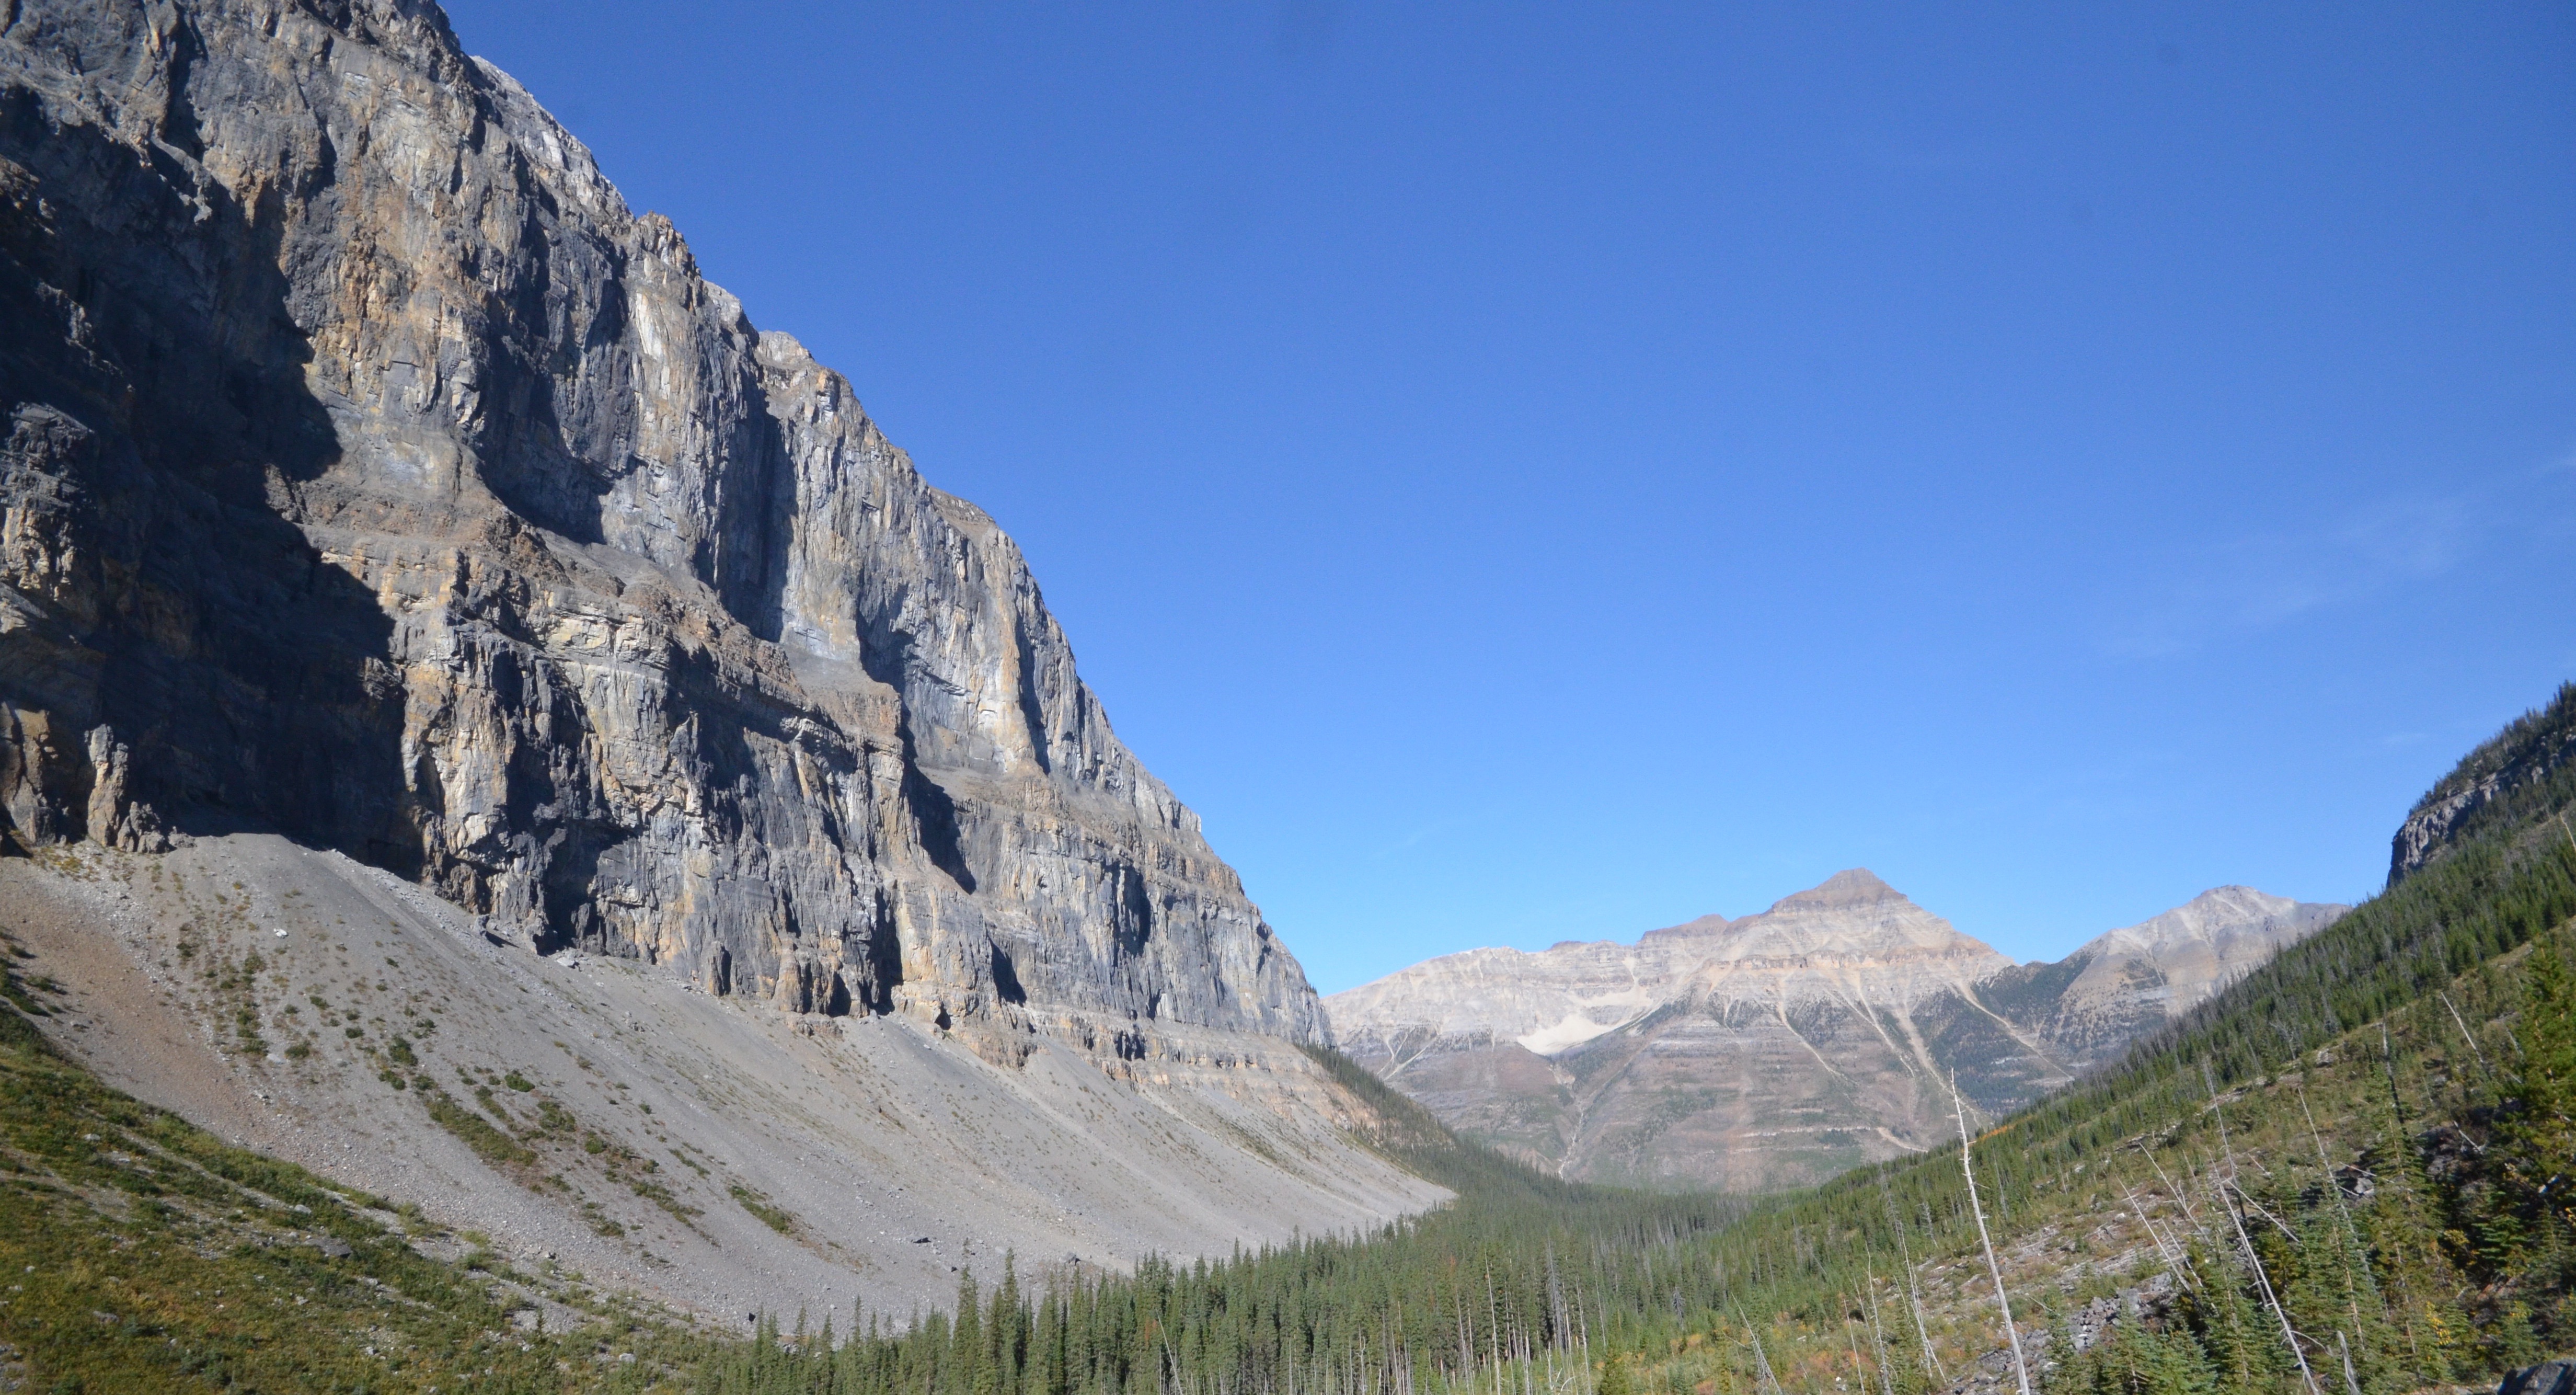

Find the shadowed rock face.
xmin=1328 ymin=872 xmax=2346 ymax=1191
xmin=0 ymin=0 xmax=1319 ymax=1051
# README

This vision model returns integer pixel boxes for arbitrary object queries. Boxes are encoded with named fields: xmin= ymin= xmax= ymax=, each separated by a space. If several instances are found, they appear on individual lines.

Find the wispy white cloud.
xmin=2099 ymin=463 xmax=2566 ymax=659
xmin=1368 ymin=806 xmax=1511 ymax=860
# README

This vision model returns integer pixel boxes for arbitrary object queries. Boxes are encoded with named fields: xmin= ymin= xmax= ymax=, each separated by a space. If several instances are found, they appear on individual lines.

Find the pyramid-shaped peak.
xmin=2178 ymin=885 xmax=2287 ymax=911
xmin=1770 ymin=868 xmax=1905 ymax=911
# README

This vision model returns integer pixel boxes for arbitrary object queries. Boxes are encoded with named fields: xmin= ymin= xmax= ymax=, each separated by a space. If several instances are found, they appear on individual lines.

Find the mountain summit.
xmin=1325 ymin=874 xmax=2346 ymax=1191
xmin=1771 ymin=866 xmax=1904 ymax=908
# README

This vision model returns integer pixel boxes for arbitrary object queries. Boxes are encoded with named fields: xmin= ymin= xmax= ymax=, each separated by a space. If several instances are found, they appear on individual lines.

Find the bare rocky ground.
xmin=0 ymin=834 xmax=1445 ymax=1326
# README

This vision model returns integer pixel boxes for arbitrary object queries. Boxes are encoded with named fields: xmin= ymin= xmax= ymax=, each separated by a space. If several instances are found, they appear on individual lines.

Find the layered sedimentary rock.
xmin=1327 ymin=872 xmax=2345 ymax=1191
xmin=0 ymin=0 xmax=1319 ymax=1053
xmin=1992 ymin=885 xmax=2346 ymax=1067
xmin=1327 ymin=913 xmax=1736 ymax=1062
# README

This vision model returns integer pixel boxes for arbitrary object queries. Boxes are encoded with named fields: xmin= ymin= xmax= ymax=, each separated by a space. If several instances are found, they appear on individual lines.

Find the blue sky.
xmin=440 ymin=1 xmax=2576 ymax=993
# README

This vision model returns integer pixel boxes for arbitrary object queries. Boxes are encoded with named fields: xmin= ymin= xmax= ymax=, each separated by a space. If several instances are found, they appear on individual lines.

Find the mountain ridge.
xmin=1325 ymin=871 xmax=2347 ymax=1190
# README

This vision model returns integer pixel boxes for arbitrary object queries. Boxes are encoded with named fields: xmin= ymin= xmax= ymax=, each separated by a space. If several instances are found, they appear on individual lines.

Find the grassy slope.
xmin=0 ymin=921 xmax=730 ymax=1393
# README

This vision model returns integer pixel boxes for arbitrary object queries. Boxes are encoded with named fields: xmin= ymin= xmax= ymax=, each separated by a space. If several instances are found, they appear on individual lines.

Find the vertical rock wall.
xmin=0 ymin=0 xmax=1323 ymax=1047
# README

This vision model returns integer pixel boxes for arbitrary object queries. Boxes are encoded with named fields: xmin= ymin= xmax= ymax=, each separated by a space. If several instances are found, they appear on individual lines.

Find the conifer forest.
xmin=685 ymin=689 xmax=2576 ymax=1395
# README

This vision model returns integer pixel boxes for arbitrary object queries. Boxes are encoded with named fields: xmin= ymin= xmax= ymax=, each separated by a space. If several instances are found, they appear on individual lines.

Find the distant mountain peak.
xmin=1769 ymin=867 xmax=1902 ymax=911
xmin=1639 ymin=913 xmax=1733 ymax=944
xmin=2080 ymin=885 xmax=2317 ymax=959
xmin=2057 ymin=889 xmax=2348 ymax=1034
xmin=1327 ymin=876 xmax=2348 ymax=1193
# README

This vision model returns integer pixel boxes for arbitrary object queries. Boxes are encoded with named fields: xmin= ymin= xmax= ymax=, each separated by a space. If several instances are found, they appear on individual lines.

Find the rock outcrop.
xmin=1327 ymin=872 xmax=2346 ymax=1191
xmin=0 ymin=0 xmax=1320 ymax=1053
xmin=2388 ymin=682 xmax=2576 ymax=886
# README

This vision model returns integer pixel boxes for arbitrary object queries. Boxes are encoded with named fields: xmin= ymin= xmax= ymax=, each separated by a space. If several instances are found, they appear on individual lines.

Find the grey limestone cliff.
xmin=0 ymin=0 xmax=1320 ymax=1053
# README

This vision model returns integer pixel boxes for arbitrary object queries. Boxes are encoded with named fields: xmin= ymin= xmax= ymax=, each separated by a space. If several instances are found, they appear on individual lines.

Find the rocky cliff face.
xmin=0 ymin=0 xmax=1320 ymax=1053
xmin=1327 ymin=872 xmax=2345 ymax=1191
xmin=2387 ymin=682 xmax=2576 ymax=887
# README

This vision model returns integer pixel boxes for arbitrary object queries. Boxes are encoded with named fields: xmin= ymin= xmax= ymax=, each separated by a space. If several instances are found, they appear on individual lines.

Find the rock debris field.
xmin=0 ymin=834 xmax=1443 ymax=1321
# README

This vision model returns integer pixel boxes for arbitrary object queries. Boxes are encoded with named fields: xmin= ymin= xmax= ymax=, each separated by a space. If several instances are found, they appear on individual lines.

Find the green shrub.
xmin=728 ymin=1185 xmax=795 ymax=1235
xmin=422 ymin=1091 xmax=534 ymax=1168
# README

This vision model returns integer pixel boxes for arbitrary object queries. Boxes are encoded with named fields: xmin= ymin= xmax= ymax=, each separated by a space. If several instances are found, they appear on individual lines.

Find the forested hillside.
xmin=694 ymin=684 xmax=2576 ymax=1395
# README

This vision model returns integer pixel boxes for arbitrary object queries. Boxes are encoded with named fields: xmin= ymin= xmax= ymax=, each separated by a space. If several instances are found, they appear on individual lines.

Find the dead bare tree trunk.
xmin=2218 ymin=1181 xmax=2325 ymax=1395
xmin=1951 ymin=1078 xmax=2032 ymax=1395
xmin=1862 ymin=1264 xmax=1900 ymax=1395
xmin=1879 ymin=1173 xmax=1946 ymax=1381
xmin=2206 ymin=1066 xmax=2325 ymax=1395
xmin=1739 ymin=1310 xmax=1788 ymax=1395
